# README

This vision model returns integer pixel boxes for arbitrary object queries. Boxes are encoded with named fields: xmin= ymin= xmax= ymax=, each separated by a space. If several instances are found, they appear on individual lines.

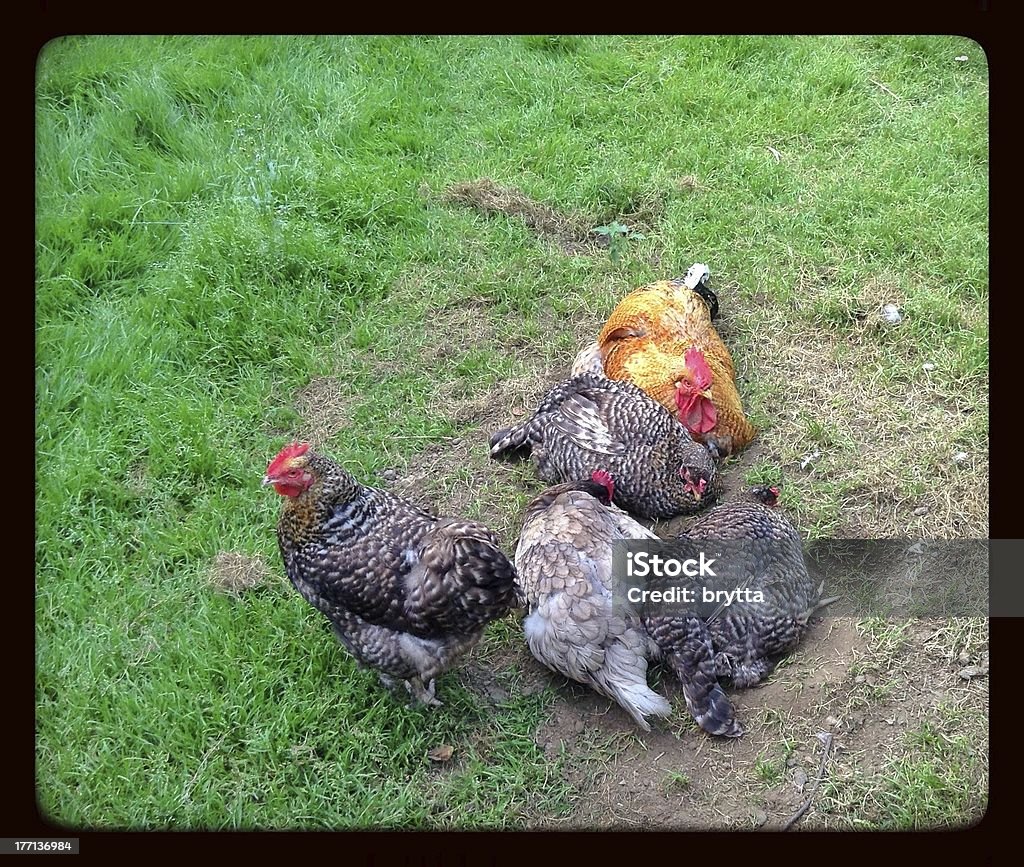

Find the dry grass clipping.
xmin=208 ymin=552 xmax=276 ymax=596
xmin=441 ymin=178 xmax=605 ymax=254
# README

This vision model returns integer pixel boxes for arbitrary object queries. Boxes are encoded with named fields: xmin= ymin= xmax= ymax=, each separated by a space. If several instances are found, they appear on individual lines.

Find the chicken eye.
xmin=287 ymin=468 xmax=301 ymax=478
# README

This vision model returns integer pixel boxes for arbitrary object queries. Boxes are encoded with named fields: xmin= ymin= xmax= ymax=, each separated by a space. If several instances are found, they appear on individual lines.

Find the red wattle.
xmin=699 ymin=399 xmax=718 ymax=434
xmin=681 ymin=400 xmax=702 ymax=434
xmin=273 ymin=481 xmax=304 ymax=498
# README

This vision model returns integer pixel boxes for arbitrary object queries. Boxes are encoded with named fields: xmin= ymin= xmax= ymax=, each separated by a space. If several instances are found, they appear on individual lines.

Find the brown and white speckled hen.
xmin=642 ymin=486 xmax=828 ymax=737
xmin=489 ymin=373 xmax=718 ymax=519
xmin=514 ymin=473 xmax=672 ymax=731
xmin=264 ymin=443 xmax=518 ymax=706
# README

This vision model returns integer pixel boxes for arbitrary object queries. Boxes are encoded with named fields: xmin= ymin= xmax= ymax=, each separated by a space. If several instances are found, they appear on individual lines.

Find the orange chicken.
xmin=574 ymin=264 xmax=756 ymax=456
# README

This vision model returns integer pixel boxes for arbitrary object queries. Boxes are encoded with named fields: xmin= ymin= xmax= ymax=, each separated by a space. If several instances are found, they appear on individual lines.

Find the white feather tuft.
xmin=683 ymin=262 xmax=710 ymax=290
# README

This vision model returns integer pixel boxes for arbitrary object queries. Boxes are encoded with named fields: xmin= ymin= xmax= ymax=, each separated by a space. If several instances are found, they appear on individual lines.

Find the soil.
xmin=293 ymin=376 xmax=356 ymax=447
xmin=524 ymin=618 xmax=921 ymax=829
xmin=380 ymin=351 xmax=988 ymax=829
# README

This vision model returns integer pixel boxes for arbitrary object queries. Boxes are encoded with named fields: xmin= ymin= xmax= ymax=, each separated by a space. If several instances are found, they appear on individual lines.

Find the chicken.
xmin=573 ymin=264 xmax=756 ymax=457
xmin=641 ymin=486 xmax=828 ymax=736
xmin=489 ymin=373 xmax=719 ymax=519
xmin=514 ymin=472 xmax=671 ymax=731
xmin=264 ymin=442 xmax=518 ymax=706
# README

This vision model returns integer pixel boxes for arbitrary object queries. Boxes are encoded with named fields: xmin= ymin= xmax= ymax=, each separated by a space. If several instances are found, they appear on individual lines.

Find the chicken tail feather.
xmin=654 ymin=620 xmax=744 ymax=737
xmin=602 ymin=678 xmax=672 ymax=732
xmin=489 ymin=422 xmax=533 ymax=459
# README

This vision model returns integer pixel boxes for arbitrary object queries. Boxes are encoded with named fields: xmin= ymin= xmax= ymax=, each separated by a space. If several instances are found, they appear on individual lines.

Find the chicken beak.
xmin=701 ymin=389 xmax=713 ymax=400
xmin=262 ymin=475 xmax=275 ymax=487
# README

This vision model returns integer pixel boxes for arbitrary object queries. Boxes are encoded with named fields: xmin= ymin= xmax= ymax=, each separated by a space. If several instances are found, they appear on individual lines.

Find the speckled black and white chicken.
xmin=264 ymin=442 xmax=518 ymax=706
xmin=489 ymin=373 xmax=719 ymax=519
xmin=642 ymin=486 xmax=828 ymax=737
xmin=514 ymin=472 xmax=672 ymax=730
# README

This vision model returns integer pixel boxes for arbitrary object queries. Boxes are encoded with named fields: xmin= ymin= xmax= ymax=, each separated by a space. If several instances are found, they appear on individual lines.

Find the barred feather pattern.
xmin=515 ymin=481 xmax=671 ymax=731
xmin=276 ymin=453 xmax=518 ymax=690
xmin=642 ymin=489 xmax=821 ymax=737
xmin=489 ymin=374 xmax=718 ymax=519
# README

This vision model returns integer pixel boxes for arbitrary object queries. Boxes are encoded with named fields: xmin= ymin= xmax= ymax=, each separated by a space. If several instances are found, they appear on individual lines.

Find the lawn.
xmin=36 ymin=35 xmax=988 ymax=829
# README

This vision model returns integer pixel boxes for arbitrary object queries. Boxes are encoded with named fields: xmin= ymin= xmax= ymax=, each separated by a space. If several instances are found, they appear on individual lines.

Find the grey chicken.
xmin=515 ymin=472 xmax=672 ymax=731
xmin=642 ymin=486 xmax=828 ymax=737
xmin=264 ymin=442 xmax=518 ymax=706
xmin=489 ymin=373 xmax=718 ymax=519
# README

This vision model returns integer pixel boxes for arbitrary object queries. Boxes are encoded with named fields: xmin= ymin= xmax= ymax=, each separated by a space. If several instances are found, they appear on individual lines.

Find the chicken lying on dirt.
xmin=573 ymin=264 xmax=756 ymax=457
xmin=642 ymin=486 xmax=829 ymax=737
xmin=514 ymin=472 xmax=672 ymax=731
xmin=489 ymin=373 xmax=718 ymax=519
xmin=264 ymin=442 xmax=518 ymax=706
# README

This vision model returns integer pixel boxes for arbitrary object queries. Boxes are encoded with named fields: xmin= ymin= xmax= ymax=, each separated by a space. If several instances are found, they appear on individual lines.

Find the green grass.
xmin=36 ymin=35 xmax=987 ymax=829
xmin=753 ymin=755 xmax=784 ymax=787
xmin=817 ymin=703 xmax=988 ymax=830
xmin=662 ymin=770 xmax=691 ymax=791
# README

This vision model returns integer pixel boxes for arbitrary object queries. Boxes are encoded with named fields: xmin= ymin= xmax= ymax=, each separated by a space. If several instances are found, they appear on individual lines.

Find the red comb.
xmin=267 ymin=442 xmax=311 ymax=476
xmin=591 ymin=469 xmax=615 ymax=503
xmin=684 ymin=348 xmax=713 ymax=391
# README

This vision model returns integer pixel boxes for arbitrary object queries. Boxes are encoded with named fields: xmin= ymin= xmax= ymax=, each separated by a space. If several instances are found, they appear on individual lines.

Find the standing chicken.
xmin=573 ymin=264 xmax=756 ymax=457
xmin=642 ymin=486 xmax=827 ymax=737
xmin=264 ymin=442 xmax=518 ymax=706
xmin=489 ymin=373 xmax=718 ymax=519
xmin=515 ymin=472 xmax=671 ymax=731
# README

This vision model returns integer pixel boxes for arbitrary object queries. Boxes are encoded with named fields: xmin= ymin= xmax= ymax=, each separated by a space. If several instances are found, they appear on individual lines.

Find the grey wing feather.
xmin=521 ymin=545 xmax=611 ymax=680
xmin=549 ymin=392 xmax=628 ymax=456
xmin=604 ymin=503 xmax=660 ymax=541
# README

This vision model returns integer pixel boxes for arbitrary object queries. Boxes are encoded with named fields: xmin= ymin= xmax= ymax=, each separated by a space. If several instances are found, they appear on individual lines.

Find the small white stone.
xmin=912 ymin=506 xmax=929 ymax=517
xmin=800 ymin=450 xmax=822 ymax=471
xmin=953 ymin=451 xmax=969 ymax=464
xmin=955 ymin=55 xmax=969 ymax=62
xmin=880 ymin=303 xmax=902 ymax=324
xmin=923 ymin=362 xmax=936 ymax=371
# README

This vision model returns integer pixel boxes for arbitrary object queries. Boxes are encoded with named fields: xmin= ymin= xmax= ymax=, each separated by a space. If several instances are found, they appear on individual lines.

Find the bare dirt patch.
xmin=527 ymin=616 xmax=988 ymax=829
xmin=733 ymin=318 xmax=986 ymax=539
xmin=675 ymin=174 xmax=706 ymax=193
xmin=293 ymin=376 xmax=356 ymax=447
xmin=357 ymin=262 xmax=988 ymax=830
xmin=527 ymin=618 xmax=861 ymax=829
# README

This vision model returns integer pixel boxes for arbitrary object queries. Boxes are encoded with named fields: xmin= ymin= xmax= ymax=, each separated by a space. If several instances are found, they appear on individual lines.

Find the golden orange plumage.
xmin=589 ymin=278 xmax=756 ymax=456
